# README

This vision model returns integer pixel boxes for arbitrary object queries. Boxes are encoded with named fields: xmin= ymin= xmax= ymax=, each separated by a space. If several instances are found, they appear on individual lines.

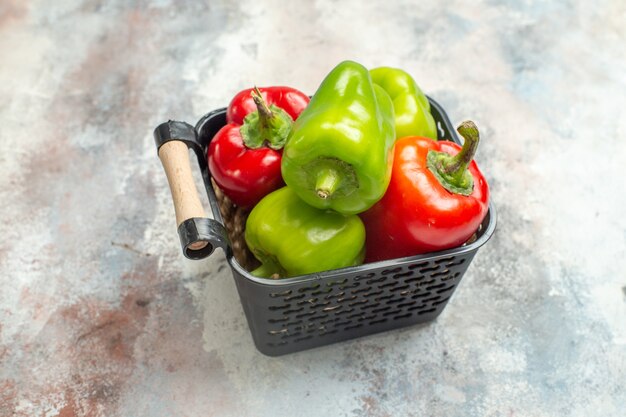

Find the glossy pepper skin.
xmin=370 ymin=67 xmax=437 ymax=140
xmin=245 ymin=187 xmax=366 ymax=278
xmin=281 ymin=61 xmax=395 ymax=215
xmin=361 ymin=121 xmax=489 ymax=262
xmin=208 ymin=87 xmax=309 ymax=208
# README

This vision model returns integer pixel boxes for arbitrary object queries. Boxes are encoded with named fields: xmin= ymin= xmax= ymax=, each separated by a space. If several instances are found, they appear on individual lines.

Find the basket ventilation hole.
xmin=269 ymin=290 xmax=292 ymax=298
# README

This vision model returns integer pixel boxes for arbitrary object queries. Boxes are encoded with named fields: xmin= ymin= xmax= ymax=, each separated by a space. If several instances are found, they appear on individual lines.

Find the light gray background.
xmin=1 ymin=0 xmax=625 ymax=416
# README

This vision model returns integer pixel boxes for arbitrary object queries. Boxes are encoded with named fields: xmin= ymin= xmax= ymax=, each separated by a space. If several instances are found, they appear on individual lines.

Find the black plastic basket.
xmin=154 ymin=97 xmax=496 ymax=356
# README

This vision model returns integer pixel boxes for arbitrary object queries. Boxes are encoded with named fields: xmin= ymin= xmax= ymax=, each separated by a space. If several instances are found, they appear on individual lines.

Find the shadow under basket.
xmin=154 ymin=97 xmax=497 ymax=356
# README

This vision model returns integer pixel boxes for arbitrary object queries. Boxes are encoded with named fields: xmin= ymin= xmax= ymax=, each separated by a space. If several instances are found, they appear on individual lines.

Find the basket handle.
xmin=154 ymin=120 xmax=229 ymax=260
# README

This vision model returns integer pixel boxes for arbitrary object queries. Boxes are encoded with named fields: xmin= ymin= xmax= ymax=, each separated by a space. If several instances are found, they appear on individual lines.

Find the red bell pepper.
xmin=208 ymin=86 xmax=309 ymax=208
xmin=361 ymin=121 xmax=489 ymax=262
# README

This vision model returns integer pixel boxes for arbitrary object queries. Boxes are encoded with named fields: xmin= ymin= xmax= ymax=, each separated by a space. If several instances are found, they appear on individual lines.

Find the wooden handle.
xmin=158 ymin=141 xmax=208 ymax=250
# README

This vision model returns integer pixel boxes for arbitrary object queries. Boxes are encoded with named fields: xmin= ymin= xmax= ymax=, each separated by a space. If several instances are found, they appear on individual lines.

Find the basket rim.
xmin=228 ymin=205 xmax=496 ymax=287
xmin=195 ymin=97 xmax=497 ymax=287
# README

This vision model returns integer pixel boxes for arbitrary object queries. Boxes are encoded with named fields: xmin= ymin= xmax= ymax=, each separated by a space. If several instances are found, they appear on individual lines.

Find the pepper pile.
xmin=207 ymin=60 xmax=489 ymax=278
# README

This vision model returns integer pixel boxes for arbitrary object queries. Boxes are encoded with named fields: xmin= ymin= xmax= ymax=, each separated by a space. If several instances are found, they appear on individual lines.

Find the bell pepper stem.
xmin=251 ymin=86 xmax=273 ymax=127
xmin=251 ymin=262 xmax=281 ymax=278
xmin=316 ymin=168 xmax=340 ymax=199
xmin=240 ymin=87 xmax=293 ymax=150
xmin=426 ymin=120 xmax=480 ymax=196
xmin=444 ymin=121 xmax=480 ymax=177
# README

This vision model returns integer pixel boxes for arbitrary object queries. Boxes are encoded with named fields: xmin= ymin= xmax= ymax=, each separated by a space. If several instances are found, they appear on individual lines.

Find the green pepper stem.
xmin=315 ymin=168 xmax=340 ymax=199
xmin=426 ymin=120 xmax=480 ymax=196
xmin=251 ymin=262 xmax=281 ymax=278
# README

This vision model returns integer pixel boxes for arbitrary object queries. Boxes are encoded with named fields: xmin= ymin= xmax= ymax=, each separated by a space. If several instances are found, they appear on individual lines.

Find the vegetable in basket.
xmin=361 ymin=121 xmax=489 ymax=262
xmin=208 ymin=86 xmax=309 ymax=208
xmin=370 ymin=66 xmax=437 ymax=140
xmin=245 ymin=187 xmax=365 ymax=278
xmin=281 ymin=60 xmax=395 ymax=215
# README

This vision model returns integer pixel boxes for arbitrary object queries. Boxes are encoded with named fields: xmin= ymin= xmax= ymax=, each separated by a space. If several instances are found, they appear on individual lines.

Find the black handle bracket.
xmin=178 ymin=217 xmax=230 ymax=260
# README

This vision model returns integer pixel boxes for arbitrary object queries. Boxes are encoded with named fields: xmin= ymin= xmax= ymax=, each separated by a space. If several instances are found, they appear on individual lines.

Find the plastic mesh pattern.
xmin=267 ymin=256 xmax=466 ymax=340
xmin=230 ymin=250 xmax=478 ymax=355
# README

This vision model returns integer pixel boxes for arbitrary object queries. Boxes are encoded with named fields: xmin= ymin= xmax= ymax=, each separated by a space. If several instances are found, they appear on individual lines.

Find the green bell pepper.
xmin=281 ymin=60 xmax=395 ymax=215
xmin=245 ymin=187 xmax=365 ymax=278
xmin=370 ymin=67 xmax=437 ymax=139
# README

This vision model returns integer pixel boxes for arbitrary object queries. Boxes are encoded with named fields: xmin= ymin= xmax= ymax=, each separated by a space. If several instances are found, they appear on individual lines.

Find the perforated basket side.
xmin=230 ymin=249 xmax=477 ymax=356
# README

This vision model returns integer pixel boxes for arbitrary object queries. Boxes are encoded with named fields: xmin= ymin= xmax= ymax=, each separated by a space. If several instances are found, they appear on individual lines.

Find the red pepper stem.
xmin=443 ymin=121 xmax=480 ymax=178
xmin=240 ymin=87 xmax=294 ymax=150
xmin=251 ymin=86 xmax=274 ymax=127
xmin=426 ymin=120 xmax=480 ymax=196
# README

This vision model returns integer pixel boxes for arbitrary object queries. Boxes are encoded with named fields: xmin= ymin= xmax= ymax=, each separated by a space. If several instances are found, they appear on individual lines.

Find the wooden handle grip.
xmin=158 ymin=141 xmax=208 ymax=250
